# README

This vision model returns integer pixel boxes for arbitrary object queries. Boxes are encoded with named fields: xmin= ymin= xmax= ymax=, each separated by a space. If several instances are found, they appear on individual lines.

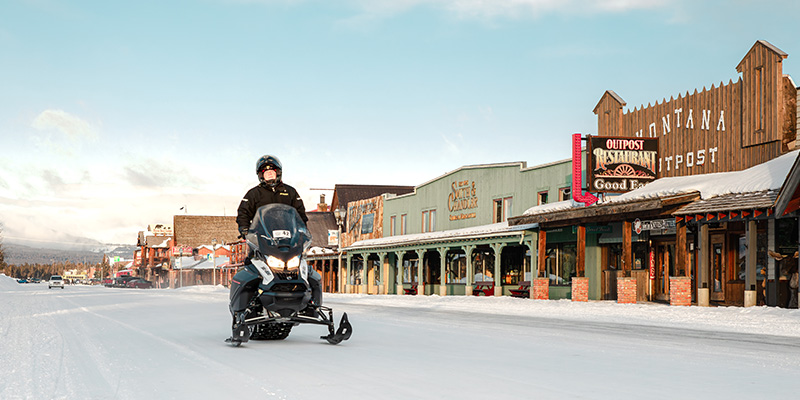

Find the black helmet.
xmin=256 ymin=155 xmax=282 ymax=187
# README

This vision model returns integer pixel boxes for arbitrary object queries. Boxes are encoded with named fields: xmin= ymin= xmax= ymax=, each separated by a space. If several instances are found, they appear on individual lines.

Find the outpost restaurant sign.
xmin=588 ymin=137 xmax=658 ymax=193
xmin=448 ymin=180 xmax=478 ymax=221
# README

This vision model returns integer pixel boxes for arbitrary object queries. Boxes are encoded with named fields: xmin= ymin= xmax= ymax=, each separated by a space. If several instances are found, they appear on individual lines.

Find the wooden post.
xmin=622 ymin=220 xmax=632 ymax=277
xmin=698 ymin=224 xmax=710 ymax=306
xmin=676 ymin=221 xmax=687 ymax=277
xmin=538 ymin=230 xmax=547 ymax=277
xmin=745 ymin=220 xmax=757 ymax=307
xmin=491 ymin=243 xmax=503 ymax=296
xmin=438 ymin=247 xmax=448 ymax=296
xmin=577 ymin=224 xmax=586 ymax=278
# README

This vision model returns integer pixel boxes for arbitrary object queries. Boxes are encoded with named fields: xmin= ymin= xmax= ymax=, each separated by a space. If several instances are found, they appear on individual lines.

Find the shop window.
xmin=500 ymin=246 xmax=528 ymax=285
xmin=538 ymin=191 xmax=549 ymax=205
xmin=403 ymin=257 xmax=418 ymax=283
xmin=472 ymin=249 xmax=495 ymax=282
xmin=446 ymin=252 xmax=467 ymax=284
xmin=421 ymin=209 xmax=437 ymax=232
xmin=351 ymin=257 xmax=363 ymax=285
xmin=545 ymin=243 xmax=576 ymax=286
xmin=390 ymin=216 xmax=396 ymax=236
xmin=493 ymin=199 xmax=503 ymax=223
xmin=400 ymin=214 xmax=407 ymax=235
xmin=559 ymin=187 xmax=571 ymax=201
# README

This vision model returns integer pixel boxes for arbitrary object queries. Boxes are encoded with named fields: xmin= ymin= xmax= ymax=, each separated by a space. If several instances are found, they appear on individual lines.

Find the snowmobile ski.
xmin=321 ymin=312 xmax=352 ymax=345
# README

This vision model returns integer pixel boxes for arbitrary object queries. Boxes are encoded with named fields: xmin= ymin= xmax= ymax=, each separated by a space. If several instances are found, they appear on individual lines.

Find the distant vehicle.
xmin=102 ymin=278 xmax=115 ymax=287
xmin=30 ymin=278 xmax=41 ymax=284
xmin=126 ymin=278 xmax=153 ymax=289
xmin=113 ymin=276 xmax=137 ymax=288
xmin=48 ymin=275 xmax=65 ymax=289
xmin=17 ymin=278 xmax=27 ymax=284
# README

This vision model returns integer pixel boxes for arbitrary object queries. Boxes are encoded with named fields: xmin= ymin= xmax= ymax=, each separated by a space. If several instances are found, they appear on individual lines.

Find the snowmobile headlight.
xmin=287 ymin=256 xmax=300 ymax=270
xmin=266 ymin=256 xmax=285 ymax=269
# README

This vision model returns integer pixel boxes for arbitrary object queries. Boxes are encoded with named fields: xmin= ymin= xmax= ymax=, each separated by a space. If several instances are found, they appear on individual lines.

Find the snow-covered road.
xmin=1 ymin=274 xmax=798 ymax=399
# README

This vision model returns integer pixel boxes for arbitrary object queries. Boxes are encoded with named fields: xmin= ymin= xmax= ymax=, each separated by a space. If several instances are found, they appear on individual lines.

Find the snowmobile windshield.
xmin=248 ymin=203 xmax=311 ymax=260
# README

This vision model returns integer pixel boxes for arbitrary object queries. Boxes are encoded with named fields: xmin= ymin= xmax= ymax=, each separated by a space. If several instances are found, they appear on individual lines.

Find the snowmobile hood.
xmin=246 ymin=203 xmax=311 ymax=262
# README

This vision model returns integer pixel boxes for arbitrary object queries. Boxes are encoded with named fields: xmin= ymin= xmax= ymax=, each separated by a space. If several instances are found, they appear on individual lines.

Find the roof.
xmin=144 ymin=236 xmax=172 ymax=248
xmin=737 ymin=40 xmax=788 ymax=71
xmin=674 ymin=190 xmax=778 ymax=215
xmin=173 ymin=215 xmax=239 ymax=248
xmin=345 ymin=221 xmax=538 ymax=251
xmin=331 ymin=184 xmax=414 ymax=211
xmin=306 ymin=212 xmax=337 ymax=249
xmin=593 ymin=90 xmax=626 ymax=113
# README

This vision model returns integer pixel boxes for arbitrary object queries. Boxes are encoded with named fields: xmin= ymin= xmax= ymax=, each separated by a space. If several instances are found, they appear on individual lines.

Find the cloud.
xmin=122 ymin=158 xmax=203 ymax=189
xmin=345 ymin=0 xmax=666 ymax=20
xmin=31 ymin=109 xmax=97 ymax=140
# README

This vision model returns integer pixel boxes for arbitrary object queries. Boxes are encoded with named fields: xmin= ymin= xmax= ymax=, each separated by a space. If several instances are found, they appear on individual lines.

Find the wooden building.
xmin=511 ymin=40 xmax=799 ymax=307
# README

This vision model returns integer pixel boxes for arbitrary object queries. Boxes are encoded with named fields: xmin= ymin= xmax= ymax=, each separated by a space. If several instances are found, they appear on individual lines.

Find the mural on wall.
xmin=448 ymin=180 xmax=478 ymax=221
xmin=342 ymin=196 xmax=384 ymax=247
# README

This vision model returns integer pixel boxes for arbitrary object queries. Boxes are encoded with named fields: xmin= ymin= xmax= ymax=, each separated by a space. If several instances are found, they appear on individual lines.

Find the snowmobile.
xmin=226 ymin=203 xmax=352 ymax=346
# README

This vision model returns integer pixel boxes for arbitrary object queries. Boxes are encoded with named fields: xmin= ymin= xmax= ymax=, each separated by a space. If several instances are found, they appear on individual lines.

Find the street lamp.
xmin=334 ymin=207 xmax=346 ymax=293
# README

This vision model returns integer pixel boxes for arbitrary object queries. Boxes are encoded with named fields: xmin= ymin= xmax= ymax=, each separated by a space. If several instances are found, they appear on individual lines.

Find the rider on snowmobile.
xmin=233 ymin=155 xmax=323 ymax=318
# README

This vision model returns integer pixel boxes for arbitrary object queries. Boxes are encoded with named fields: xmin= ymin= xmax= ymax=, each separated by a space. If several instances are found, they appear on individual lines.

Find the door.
xmin=655 ymin=243 xmax=675 ymax=301
xmin=710 ymin=234 xmax=726 ymax=302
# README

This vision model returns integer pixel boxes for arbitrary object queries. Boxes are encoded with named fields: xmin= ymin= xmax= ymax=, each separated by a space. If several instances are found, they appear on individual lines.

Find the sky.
xmin=2 ymin=276 xmax=800 ymax=399
xmin=2 ymin=0 xmax=800 ymax=246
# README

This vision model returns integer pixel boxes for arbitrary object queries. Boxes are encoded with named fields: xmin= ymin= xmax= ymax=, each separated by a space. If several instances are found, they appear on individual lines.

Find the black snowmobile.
xmin=226 ymin=203 xmax=352 ymax=346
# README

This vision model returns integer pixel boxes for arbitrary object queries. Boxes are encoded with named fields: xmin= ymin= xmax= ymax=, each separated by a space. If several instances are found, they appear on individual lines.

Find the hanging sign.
xmin=588 ymin=137 xmax=659 ymax=193
xmin=649 ymin=250 xmax=655 ymax=280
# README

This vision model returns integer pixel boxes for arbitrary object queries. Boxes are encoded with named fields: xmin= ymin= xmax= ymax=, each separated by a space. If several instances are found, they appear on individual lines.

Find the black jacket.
xmin=236 ymin=182 xmax=308 ymax=231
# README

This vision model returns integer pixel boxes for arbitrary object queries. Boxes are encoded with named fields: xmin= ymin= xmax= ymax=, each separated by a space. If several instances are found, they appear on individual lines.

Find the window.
xmin=500 ymin=246 xmax=528 ymax=285
xmin=544 ymin=243 xmax=576 ymax=286
xmin=446 ymin=251 xmax=467 ymax=284
xmin=493 ymin=197 xmax=513 ymax=223
xmin=360 ymin=213 xmax=374 ymax=234
xmin=559 ymin=187 xmax=571 ymax=201
xmin=472 ymin=249 xmax=495 ymax=282
xmin=390 ymin=216 xmax=396 ymax=236
xmin=421 ymin=209 xmax=437 ymax=233
xmin=403 ymin=257 xmax=418 ymax=283
xmin=400 ymin=214 xmax=407 ymax=235
xmin=538 ymin=191 xmax=548 ymax=205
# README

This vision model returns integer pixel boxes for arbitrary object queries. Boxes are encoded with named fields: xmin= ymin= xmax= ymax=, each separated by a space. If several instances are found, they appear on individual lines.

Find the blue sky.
xmin=1 ymin=0 xmax=799 ymax=246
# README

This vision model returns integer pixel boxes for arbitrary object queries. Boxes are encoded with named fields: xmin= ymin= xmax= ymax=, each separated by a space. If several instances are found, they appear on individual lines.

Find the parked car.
xmin=102 ymin=278 xmax=115 ymax=287
xmin=17 ymin=278 xmax=27 ymax=284
xmin=48 ymin=275 xmax=65 ymax=289
xmin=126 ymin=278 xmax=153 ymax=289
xmin=113 ymin=276 xmax=137 ymax=288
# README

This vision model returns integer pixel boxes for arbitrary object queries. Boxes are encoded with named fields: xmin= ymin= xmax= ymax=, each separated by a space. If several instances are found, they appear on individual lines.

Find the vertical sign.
xmin=649 ymin=250 xmax=655 ymax=280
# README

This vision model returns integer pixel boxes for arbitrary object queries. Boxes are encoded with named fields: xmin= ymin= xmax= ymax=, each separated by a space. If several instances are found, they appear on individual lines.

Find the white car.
xmin=48 ymin=275 xmax=64 ymax=289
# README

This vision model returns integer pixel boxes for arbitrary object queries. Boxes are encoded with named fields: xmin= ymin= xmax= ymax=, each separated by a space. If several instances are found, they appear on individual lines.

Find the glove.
xmin=238 ymin=227 xmax=248 ymax=239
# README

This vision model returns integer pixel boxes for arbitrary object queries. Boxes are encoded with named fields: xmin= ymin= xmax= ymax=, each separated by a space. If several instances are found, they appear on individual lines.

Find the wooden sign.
xmin=588 ymin=136 xmax=658 ymax=193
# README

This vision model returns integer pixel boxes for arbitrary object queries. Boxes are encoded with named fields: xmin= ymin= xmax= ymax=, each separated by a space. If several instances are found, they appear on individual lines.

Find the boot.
xmin=230 ymin=311 xmax=251 ymax=344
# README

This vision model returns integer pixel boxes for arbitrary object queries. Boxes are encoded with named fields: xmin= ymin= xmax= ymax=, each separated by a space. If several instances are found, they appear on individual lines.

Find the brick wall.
xmin=617 ymin=277 xmax=637 ymax=304
xmin=669 ymin=277 xmax=692 ymax=306
xmin=571 ymin=277 xmax=589 ymax=302
xmin=533 ymin=278 xmax=549 ymax=300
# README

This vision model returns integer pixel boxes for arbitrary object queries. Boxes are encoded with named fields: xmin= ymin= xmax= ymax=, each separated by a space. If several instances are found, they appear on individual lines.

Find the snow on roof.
xmin=307 ymin=246 xmax=336 ymax=255
xmin=522 ymin=199 xmax=579 ymax=217
xmin=606 ymin=150 xmax=799 ymax=203
xmin=347 ymin=221 xmax=538 ymax=250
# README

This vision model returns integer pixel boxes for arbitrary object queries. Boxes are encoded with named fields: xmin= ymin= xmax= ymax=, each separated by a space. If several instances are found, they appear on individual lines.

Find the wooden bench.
xmin=404 ymin=282 xmax=418 ymax=295
xmin=509 ymin=281 xmax=531 ymax=298
xmin=472 ymin=281 xmax=494 ymax=296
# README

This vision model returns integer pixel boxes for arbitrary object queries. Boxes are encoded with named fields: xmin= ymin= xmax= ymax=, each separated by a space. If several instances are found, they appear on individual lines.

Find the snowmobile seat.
xmin=403 ymin=283 xmax=418 ymax=295
xmin=472 ymin=281 xmax=494 ymax=296
xmin=509 ymin=281 xmax=531 ymax=298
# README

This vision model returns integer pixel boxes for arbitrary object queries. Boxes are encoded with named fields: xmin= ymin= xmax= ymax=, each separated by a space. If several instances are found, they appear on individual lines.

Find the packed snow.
xmin=1 ymin=273 xmax=798 ymax=399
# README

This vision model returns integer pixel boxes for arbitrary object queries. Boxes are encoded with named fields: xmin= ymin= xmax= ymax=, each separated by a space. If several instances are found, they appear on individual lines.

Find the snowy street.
xmin=1 ymin=274 xmax=798 ymax=400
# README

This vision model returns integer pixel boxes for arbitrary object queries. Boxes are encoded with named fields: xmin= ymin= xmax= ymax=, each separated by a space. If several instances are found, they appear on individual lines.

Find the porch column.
xmin=438 ymin=247 xmax=448 ymax=296
xmin=528 ymin=232 xmax=538 ymax=299
xmin=360 ymin=254 xmax=368 ymax=295
xmin=698 ymin=224 xmax=710 ymax=306
xmin=491 ymin=243 xmax=503 ymax=296
xmin=766 ymin=219 xmax=777 ymax=306
xmin=573 ymin=224 xmax=589 ymax=302
xmin=416 ymin=249 xmax=425 ymax=295
xmin=745 ymin=220 xmax=757 ymax=307
xmin=377 ymin=252 xmax=387 ymax=295
xmin=622 ymin=220 xmax=632 ymax=276
xmin=464 ymin=245 xmax=476 ymax=296
xmin=395 ymin=252 xmax=405 ymax=296
xmin=345 ymin=253 xmax=353 ymax=294
xmin=535 ymin=230 xmax=550 ymax=300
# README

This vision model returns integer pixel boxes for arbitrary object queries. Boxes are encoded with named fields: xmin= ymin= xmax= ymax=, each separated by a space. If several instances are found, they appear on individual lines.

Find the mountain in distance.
xmin=3 ymin=238 xmax=138 ymax=266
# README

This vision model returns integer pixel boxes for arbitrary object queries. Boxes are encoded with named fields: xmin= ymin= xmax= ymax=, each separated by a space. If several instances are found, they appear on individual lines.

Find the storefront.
xmin=342 ymin=159 xmax=573 ymax=296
